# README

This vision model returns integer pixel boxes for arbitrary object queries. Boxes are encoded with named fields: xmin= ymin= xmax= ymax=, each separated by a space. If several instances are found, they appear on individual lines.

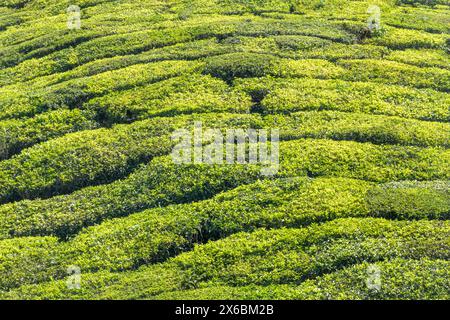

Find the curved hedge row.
xmin=339 ymin=59 xmax=450 ymax=92
xmin=0 ymin=113 xmax=266 ymax=204
xmin=236 ymin=77 xmax=450 ymax=122
xmin=0 ymin=38 xmax=229 ymax=88
xmin=366 ymin=26 xmax=448 ymax=50
xmin=6 ymin=95 xmax=449 ymax=158
xmin=0 ymin=15 xmax=207 ymax=68
xmin=0 ymin=136 xmax=447 ymax=234
xmin=278 ymin=139 xmax=449 ymax=182
xmin=5 ymin=108 xmax=447 ymax=167
xmin=2 ymin=110 xmax=447 ymax=204
xmin=0 ymin=60 xmax=203 ymax=120
xmin=385 ymin=6 xmax=450 ymax=34
xmin=0 ymin=156 xmax=262 ymax=239
xmin=0 ymin=109 xmax=98 ymax=160
xmin=387 ymin=49 xmax=450 ymax=70
xmin=266 ymin=111 xmax=450 ymax=147
xmin=0 ymin=123 xmax=173 ymax=204
xmin=3 ymin=13 xmax=355 ymax=76
xmin=0 ymin=13 xmax=360 ymax=87
xmin=0 ymin=178 xmax=447 ymax=290
xmin=1 ymin=218 xmax=448 ymax=299
xmin=153 ymin=259 xmax=450 ymax=300
xmin=84 ymin=74 xmax=251 ymax=124
xmin=204 ymin=53 xmax=345 ymax=82
xmin=216 ymin=35 xmax=388 ymax=62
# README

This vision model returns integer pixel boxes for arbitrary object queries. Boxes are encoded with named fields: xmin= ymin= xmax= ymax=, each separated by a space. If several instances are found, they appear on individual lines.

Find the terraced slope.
xmin=0 ymin=0 xmax=449 ymax=299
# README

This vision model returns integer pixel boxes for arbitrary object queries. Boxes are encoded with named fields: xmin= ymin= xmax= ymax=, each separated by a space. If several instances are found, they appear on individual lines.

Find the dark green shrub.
xmin=0 ymin=109 xmax=98 ymax=160
xmin=154 ymin=258 xmax=450 ymax=300
xmin=204 ymin=53 xmax=279 ymax=82
xmin=2 ymin=219 xmax=449 ymax=299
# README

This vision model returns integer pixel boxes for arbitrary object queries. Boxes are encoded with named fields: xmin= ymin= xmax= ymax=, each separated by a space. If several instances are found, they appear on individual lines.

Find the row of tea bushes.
xmin=212 ymin=35 xmax=388 ymax=61
xmin=5 ymin=108 xmax=448 ymax=203
xmin=1 ymin=14 xmax=290 ymax=74
xmin=2 ymin=218 xmax=448 ymax=298
xmin=278 ymin=139 xmax=449 ymax=182
xmin=0 ymin=15 xmax=387 ymax=89
xmin=386 ymin=49 xmax=450 ymax=70
xmin=203 ymin=53 xmax=346 ymax=82
xmin=0 ymin=13 xmax=211 ymax=68
xmin=0 ymin=109 xmax=98 ymax=160
xmin=0 ymin=13 xmax=357 ymax=87
xmin=0 ymin=177 xmax=448 ymax=289
xmin=236 ymin=77 xmax=450 ymax=121
xmin=164 ymin=219 xmax=449 ymax=289
xmin=0 ymin=60 xmax=203 ymax=120
xmin=84 ymin=74 xmax=251 ymax=124
xmin=0 ymin=120 xmax=179 ymax=204
xmin=0 ymin=157 xmax=263 ymax=239
xmin=384 ymin=6 xmax=450 ymax=34
xmin=0 ymin=106 xmax=447 ymax=205
xmin=365 ymin=26 xmax=448 ymax=50
xmin=153 ymin=258 xmax=450 ymax=300
xmin=0 ymin=236 xmax=61 ymax=291
xmin=0 ymin=113 xmax=266 ymax=204
xmin=0 ymin=114 xmax=270 ymax=203
xmin=0 ymin=0 xmax=171 ymax=62
xmin=1 ymin=104 xmax=447 ymax=166
xmin=48 ymin=178 xmax=450 ymax=271
xmin=2 ymin=3 xmax=443 ymax=83
xmin=338 ymin=59 xmax=450 ymax=92
xmin=265 ymin=111 xmax=450 ymax=147
xmin=0 ymin=135 xmax=448 ymax=238
xmin=3 ymin=39 xmax=446 ymax=123
xmin=0 ymin=38 xmax=229 ymax=88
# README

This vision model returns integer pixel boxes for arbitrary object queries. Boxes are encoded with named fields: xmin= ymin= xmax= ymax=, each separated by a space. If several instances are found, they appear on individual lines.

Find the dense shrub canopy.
xmin=0 ymin=0 xmax=448 ymax=299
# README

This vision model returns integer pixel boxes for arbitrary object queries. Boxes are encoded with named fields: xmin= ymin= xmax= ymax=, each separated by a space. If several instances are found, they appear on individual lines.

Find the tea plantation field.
xmin=0 ymin=0 xmax=448 ymax=300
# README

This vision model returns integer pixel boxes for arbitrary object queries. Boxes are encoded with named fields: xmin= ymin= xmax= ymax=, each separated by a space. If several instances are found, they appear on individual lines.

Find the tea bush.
xmin=0 ymin=0 xmax=448 ymax=300
xmin=236 ymin=77 xmax=450 ymax=121
xmin=0 ymin=137 xmax=447 ymax=238
xmin=265 ymin=111 xmax=450 ymax=147
xmin=2 ymin=218 xmax=449 ymax=299
xmin=339 ymin=59 xmax=450 ymax=92
xmin=154 ymin=258 xmax=450 ymax=300
xmin=84 ymin=74 xmax=251 ymax=124
xmin=0 ymin=60 xmax=203 ymax=120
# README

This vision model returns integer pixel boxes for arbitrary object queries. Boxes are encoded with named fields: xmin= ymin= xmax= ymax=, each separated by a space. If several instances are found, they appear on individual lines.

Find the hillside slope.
xmin=0 ymin=0 xmax=449 ymax=299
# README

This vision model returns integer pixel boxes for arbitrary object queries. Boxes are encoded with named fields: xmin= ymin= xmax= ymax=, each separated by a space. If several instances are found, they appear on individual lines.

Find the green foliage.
xmin=0 ymin=60 xmax=203 ymax=120
xmin=338 ymin=59 xmax=450 ymax=92
xmin=0 ymin=136 xmax=447 ymax=238
xmin=0 ymin=0 xmax=448 ymax=300
xmin=2 ymin=218 xmax=449 ymax=299
xmin=0 ymin=237 xmax=62 ymax=291
xmin=279 ymin=139 xmax=449 ymax=182
xmin=387 ymin=49 xmax=450 ymax=69
xmin=386 ymin=6 xmax=450 ymax=33
xmin=204 ymin=53 xmax=344 ymax=82
xmin=204 ymin=53 xmax=279 ymax=82
xmin=0 ymin=177 xmax=448 ymax=290
xmin=0 ymin=153 xmax=261 ymax=240
xmin=237 ymin=77 xmax=450 ymax=121
xmin=154 ymin=258 xmax=450 ymax=300
xmin=265 ymin=111 xmax=450 ymax=147
xmin=0 ymin=109 xmax=98 ymax=160
xmin=85 ymin=74 xmax=251 ymax=124
xmin=0 ymin=121 xmax=173 ymax=204
xmin=366 ymin=26 xmax=448 ymax=50
xmin=367 ymin=180 xmax=450 ymax=220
